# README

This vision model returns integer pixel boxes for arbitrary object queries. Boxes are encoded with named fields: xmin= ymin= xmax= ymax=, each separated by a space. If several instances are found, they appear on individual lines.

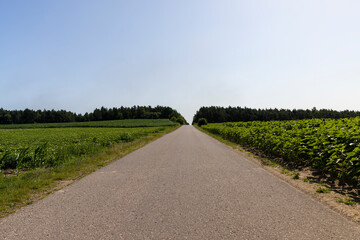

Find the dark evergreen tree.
xmin=0 ymin=106 xmax=186 ymax=124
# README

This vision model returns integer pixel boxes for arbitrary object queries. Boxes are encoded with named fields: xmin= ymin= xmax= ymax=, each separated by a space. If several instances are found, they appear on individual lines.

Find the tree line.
xmin=192 ymin=106 xmax=360 ymax=124
xmin=0 ymin=106 xmax=187 ymax=125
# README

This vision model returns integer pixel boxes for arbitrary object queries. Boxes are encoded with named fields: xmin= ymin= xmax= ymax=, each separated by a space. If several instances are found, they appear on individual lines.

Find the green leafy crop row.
xmin=202 ymin=118 xmax=360 ymax=185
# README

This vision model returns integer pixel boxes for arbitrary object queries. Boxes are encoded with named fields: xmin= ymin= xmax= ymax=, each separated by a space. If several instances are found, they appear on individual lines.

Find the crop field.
xmin=0 ymin=119 xmax=178 ymax=216
xmin=202 ymin=117 xmax=360 ymax=185
xmin=0 ymin=122 xmax=175 ymax=171
xmin=0 ymin=119 xmax=177 ymax=129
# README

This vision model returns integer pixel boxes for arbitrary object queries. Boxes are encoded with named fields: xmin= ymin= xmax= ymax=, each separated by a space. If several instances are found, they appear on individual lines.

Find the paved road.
xmin=1 ymin=126 xmax=360 ymax=239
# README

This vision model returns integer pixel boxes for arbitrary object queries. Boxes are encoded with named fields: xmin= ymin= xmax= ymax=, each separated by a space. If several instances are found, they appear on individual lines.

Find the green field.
xmin=202 ymin=117 xmax=360 ymax=186
xmin=0 ymin=126 xmax=169 ymax=171
xmin=0 ymin=119 xmax=178 ymax=217
xmin=0 ymin=119 xmax=177 ymax=171
xmin=0 ymin=119 xmax=177 ymax=129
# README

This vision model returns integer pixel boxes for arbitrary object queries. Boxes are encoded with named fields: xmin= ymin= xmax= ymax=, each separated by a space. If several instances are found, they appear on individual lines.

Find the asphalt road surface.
xmin=1 ymin=126 xmax=360 ymax=239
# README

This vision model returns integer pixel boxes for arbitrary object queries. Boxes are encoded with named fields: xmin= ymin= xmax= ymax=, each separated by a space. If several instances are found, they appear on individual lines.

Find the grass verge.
xmin=0 ymin=126 xmax=179 ymax=219
xmin=194 ymin=125 xmax=242 ymax=150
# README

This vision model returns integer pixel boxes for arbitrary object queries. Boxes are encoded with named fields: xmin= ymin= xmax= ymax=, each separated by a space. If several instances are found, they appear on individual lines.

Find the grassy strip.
xmin=0 ymin=126 xmax=179 ymax=219
xmin=196 ymin=125 xmax=298 ymax=173
xmin=195 ymin=125 xmax=242 ymax=150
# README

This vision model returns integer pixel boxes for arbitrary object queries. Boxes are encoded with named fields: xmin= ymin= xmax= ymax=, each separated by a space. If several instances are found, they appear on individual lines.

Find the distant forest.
xmin=193 ymin=106 xmax=360 ymax=124
xmin=0 ymin=106 xmax=186 ymax=125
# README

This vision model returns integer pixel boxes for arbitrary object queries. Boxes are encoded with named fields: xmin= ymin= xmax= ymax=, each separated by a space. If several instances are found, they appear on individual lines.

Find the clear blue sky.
xmin=1 ymin=0 xmax=360 ymax=123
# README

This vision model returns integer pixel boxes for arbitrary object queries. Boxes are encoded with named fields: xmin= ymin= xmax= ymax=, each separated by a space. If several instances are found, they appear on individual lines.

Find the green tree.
xmin=198 ymin=118 xmax=207 ymax=127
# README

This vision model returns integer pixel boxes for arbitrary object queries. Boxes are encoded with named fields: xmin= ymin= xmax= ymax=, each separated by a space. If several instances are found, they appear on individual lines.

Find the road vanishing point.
xmin=1 ymin=126 xmax=360 ymax=239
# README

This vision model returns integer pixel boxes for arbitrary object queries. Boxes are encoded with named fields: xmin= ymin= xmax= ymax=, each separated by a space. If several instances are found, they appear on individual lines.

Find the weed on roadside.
xmin=316 ymin=187 xmax=331 ymax=193
xmin=336 ymin=197 xmax=356 ymax=206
